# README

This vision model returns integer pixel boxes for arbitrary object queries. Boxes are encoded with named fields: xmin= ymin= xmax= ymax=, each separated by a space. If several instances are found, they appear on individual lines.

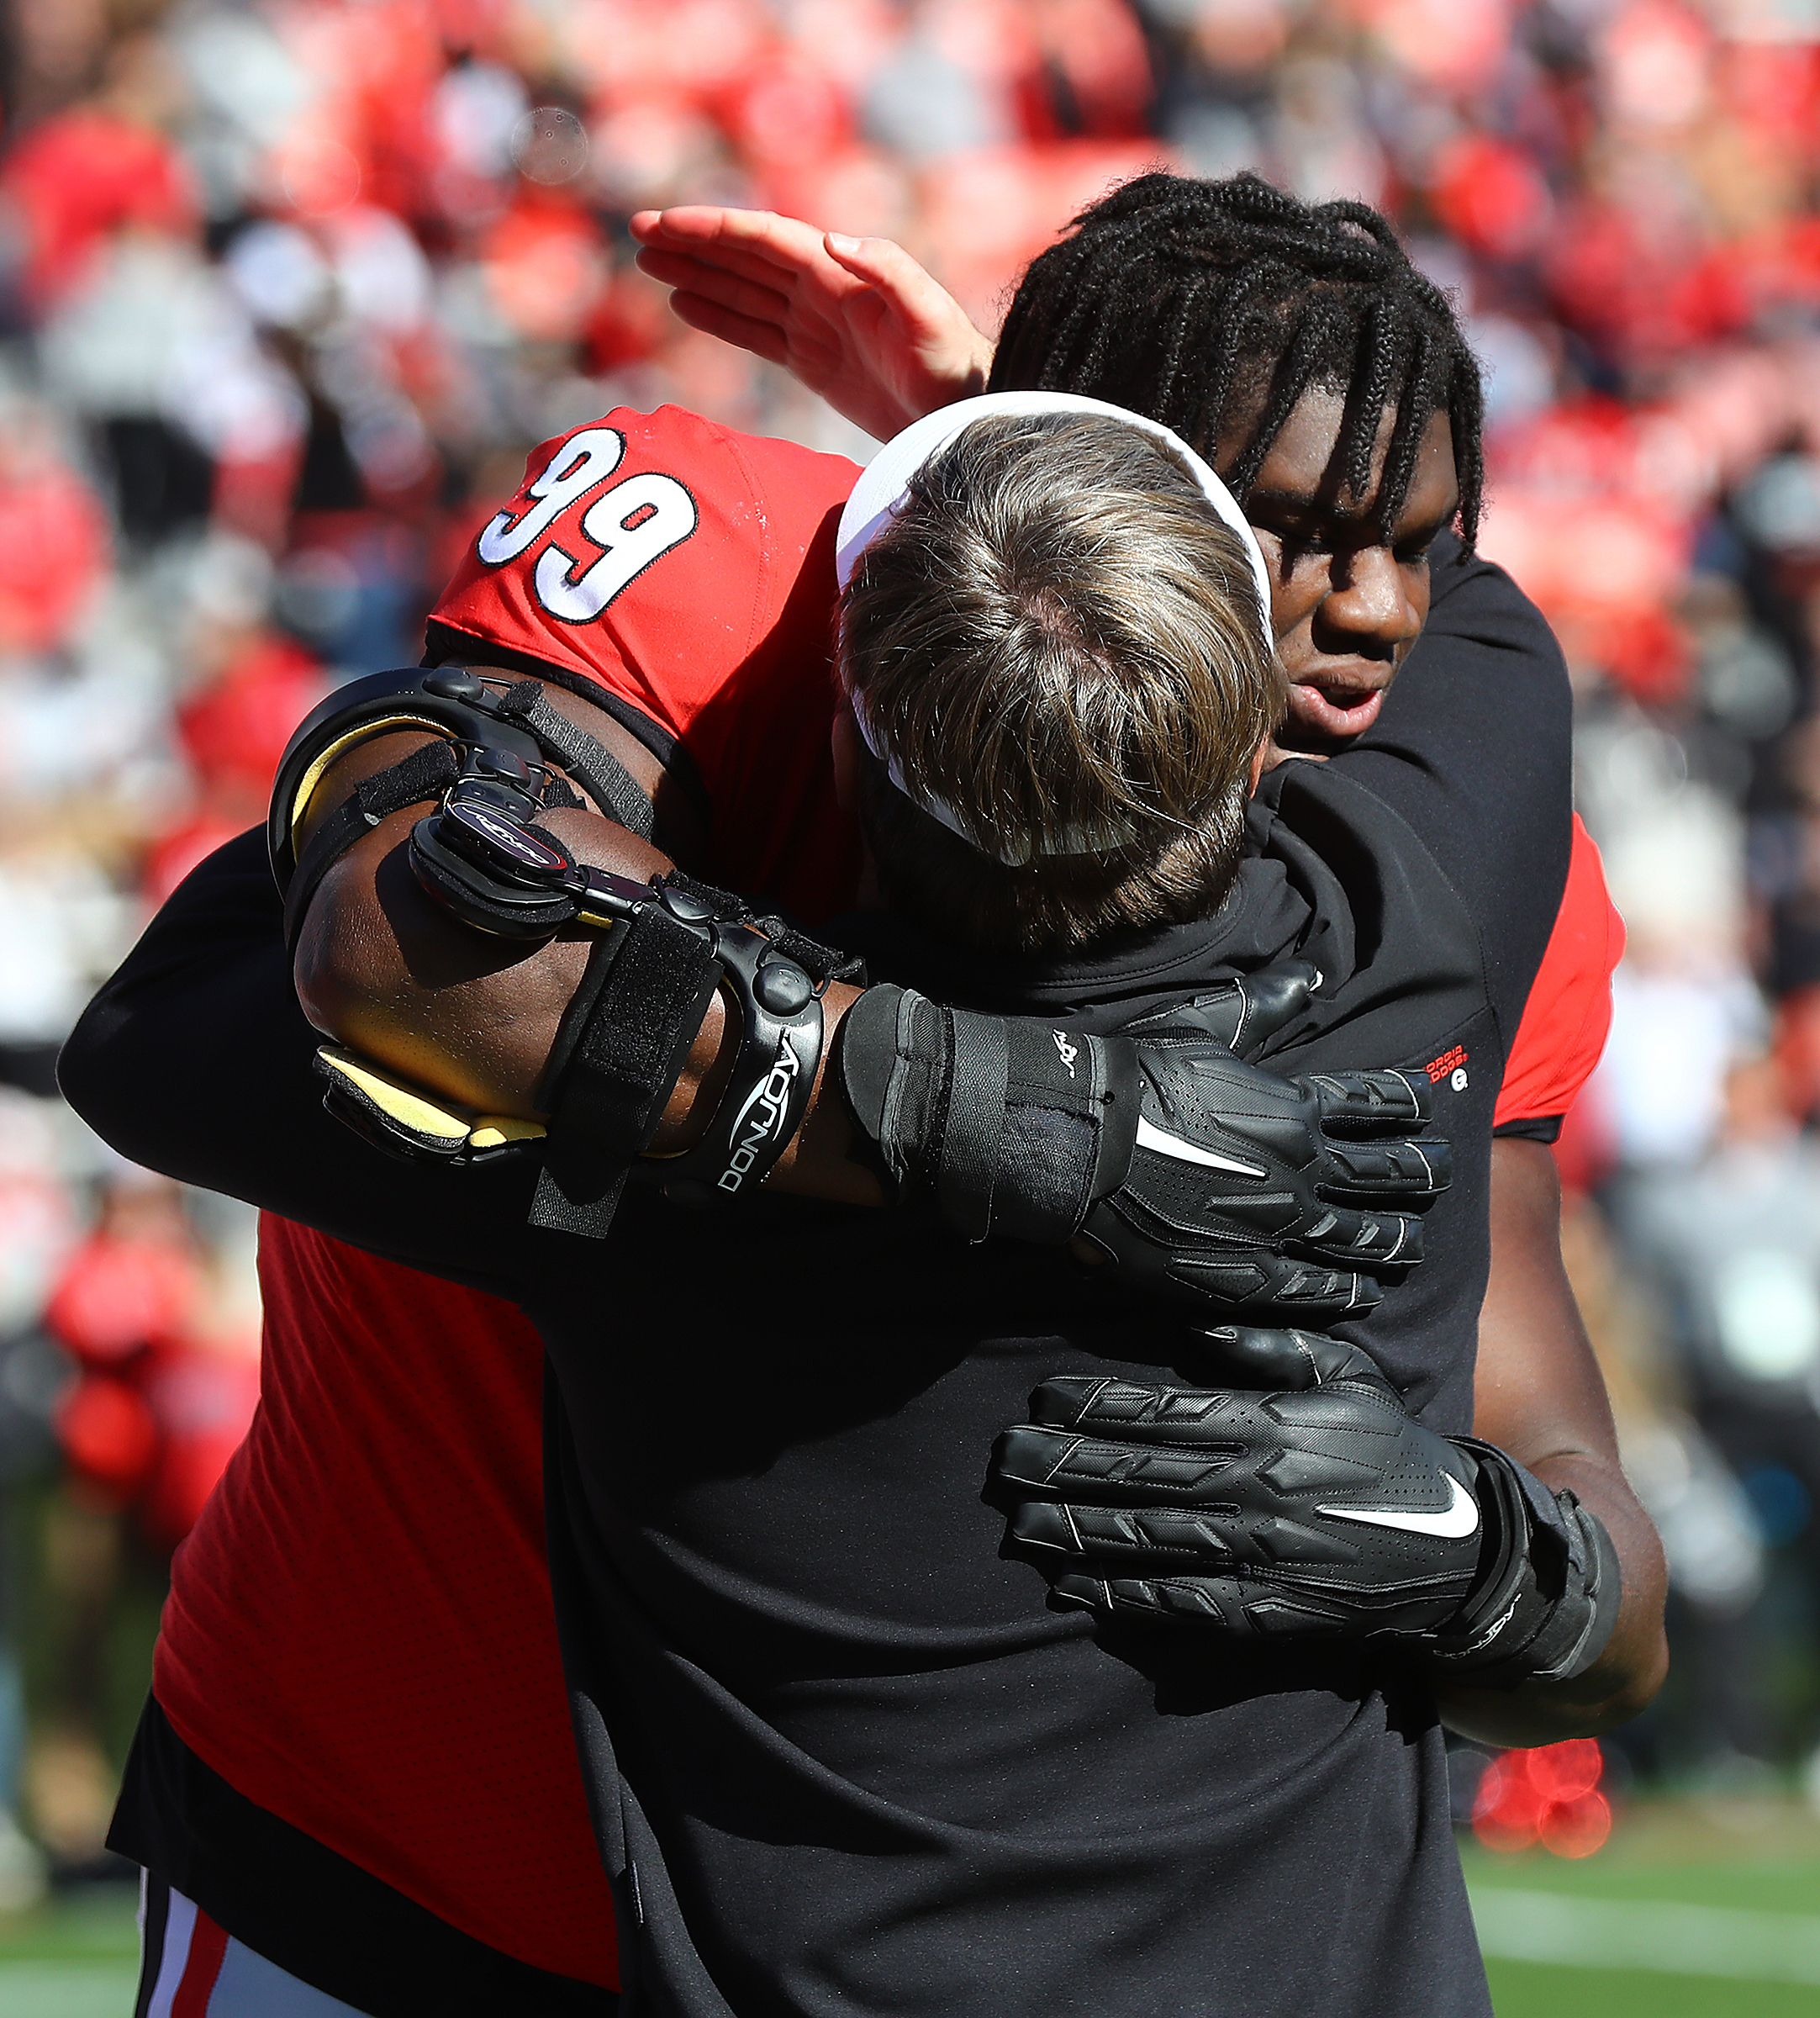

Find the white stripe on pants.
xmin=140 ymin=1872 xmax=374 ymax=2017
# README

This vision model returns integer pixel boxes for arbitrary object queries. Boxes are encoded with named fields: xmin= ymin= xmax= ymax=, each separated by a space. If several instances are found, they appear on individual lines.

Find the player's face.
xmin=1219 ymin=390 xmax=1459 ymax=753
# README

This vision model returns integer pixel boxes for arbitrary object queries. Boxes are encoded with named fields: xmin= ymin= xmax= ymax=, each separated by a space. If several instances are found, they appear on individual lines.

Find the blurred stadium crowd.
xmin=3 ymin=0 xmax=1820 ymax=1896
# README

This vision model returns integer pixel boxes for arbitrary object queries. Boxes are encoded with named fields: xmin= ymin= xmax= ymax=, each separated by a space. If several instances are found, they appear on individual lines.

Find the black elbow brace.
xmin=522 ymin=864 xmax=854 ymax=1237
xmin=401 ymin=775 xmax=858 ymax=1237
xmin=269 ymin=663 xmax=657 ymax=952
xmin=272 ymin=663 xmax=859 ymax=1238
xmin=1431 ymin=1441 xmax=1624 ymax=1688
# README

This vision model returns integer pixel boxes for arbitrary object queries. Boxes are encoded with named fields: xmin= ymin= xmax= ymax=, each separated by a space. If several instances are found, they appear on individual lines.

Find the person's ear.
xmin=831 ymin=700 xmax=863 ymax=812
xmin=1247 ymin=737 xmax=1270 ymax=796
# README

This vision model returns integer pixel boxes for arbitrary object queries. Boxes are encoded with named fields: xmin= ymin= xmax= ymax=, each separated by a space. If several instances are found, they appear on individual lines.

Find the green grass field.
xmin=0 ymin=1883 xmax=139 ymax=2017
xmin=1467 ymin=1801 xmax=1820 ymax=2015
xmin=2 ymin=1807 xmax=1817 ymax=2015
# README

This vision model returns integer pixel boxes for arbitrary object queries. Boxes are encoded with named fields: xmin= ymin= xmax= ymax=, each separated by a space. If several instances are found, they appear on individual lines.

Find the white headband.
xmin=834 ymin=391 xmax=1274 ymax=866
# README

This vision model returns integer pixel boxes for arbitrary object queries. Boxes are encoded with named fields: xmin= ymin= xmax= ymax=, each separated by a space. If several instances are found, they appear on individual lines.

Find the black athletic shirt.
xmin=61 ymin=537 xmax=1570 ymax=2018
xmin=525 ymin=761 xmax=1549 ymax=2018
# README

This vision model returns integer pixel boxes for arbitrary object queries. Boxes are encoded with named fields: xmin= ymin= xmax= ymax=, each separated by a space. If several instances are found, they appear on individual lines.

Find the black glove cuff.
xmin=834 ymin=985 xmax=1137 ymax=1244
xmin=831 ymin=984 xmax=941 ymax=1207
xmin=1432 ymin=1440 xmax=1623 ymax=1688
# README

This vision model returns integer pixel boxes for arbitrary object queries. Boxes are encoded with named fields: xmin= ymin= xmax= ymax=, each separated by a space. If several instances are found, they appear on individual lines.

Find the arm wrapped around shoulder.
xmin=989 ymin=1327 xmax=1622 ymax=1692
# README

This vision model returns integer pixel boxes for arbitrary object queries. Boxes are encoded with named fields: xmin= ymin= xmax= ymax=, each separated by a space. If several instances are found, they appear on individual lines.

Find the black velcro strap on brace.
xmin=283 ymin=740 xmax=462 ymax=954
xmin=535 ymin=932 xmax=617 ymax=1113
xmin=753 ymin=919 xmax=866 ymax=990
xmin=529 ymin=904 xmax=720 ymax=1239
xmin=655 ymin=868 xmax=754 ymax=921
xmin=495 ymin=680 xmax=655 ymax=840
xmin=655 ymin=871 xmax=866 ymax=992
xmin=936 ymin=1011 xmax=1010 ymax=1243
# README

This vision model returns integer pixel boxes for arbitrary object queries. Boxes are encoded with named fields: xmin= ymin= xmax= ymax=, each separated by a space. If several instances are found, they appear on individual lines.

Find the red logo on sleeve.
xmin=1425 ymin=1045 xmax=1469 ymax=1084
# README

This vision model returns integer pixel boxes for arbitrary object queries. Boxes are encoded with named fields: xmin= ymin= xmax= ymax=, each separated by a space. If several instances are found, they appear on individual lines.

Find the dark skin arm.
xmin=291 ymin=669 xmax=878 ymax=1203
xmin=1438 ymin=1136 xmax=1669 ymax=1743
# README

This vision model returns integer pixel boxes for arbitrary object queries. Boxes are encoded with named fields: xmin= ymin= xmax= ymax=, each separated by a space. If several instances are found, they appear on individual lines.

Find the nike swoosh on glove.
xmin=1080 ymin=991 xmax=1450 ymax=1320
xmin=990 ymin=1325 xmax=1622 ymax=1686
xmin=836 ymin=964 xmax=1451 ymax=1325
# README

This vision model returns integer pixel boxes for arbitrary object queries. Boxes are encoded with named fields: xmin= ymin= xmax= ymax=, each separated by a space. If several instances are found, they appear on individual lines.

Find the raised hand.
xmin=629 ymin=206 xmax=992 ymax=441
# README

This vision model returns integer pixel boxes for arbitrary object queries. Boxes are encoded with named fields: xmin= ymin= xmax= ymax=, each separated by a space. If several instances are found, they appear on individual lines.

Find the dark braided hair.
xmin=989 ymin=172 xmax=1485 ymax=548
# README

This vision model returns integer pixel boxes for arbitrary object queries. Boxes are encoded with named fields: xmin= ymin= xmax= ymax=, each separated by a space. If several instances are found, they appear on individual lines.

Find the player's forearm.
xmin=59 ymin=832 xmax=535 ymax=1293
xmin=61 ymin=830 xmax=313 ymax=1191
xmin=1435 ymin=1448 xmax=1667 ymax=1745
xmin=1438 ymin=1137 xmax=1668 ymax=1744
xmin=293 ymin=793 xmax=878 ymax=1202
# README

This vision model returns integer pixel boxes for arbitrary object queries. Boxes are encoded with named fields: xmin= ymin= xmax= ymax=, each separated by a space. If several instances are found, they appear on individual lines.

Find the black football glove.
xmin=836 ymin=966 xmax=1449 ymax=1323
xmin=990 ymin=1326 xmax=1621 ymax=1688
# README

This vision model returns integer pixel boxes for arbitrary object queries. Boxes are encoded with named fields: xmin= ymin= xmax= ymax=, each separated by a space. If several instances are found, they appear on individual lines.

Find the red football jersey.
xmin=431 ymin=404 xmax=864 ymax=922
xmin=156 ymin=1224 xmax=615 ymax=1980
xmin=1494 ymin=817 xmax=1624 ymax=1132
xmin=154 ymin=406 xmax=1618 ymax=1992
xmin=157 ymin=409 xmax=862 ymax=1989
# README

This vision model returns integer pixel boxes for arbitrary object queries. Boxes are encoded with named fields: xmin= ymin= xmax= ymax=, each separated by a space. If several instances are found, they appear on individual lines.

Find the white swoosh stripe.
xmin=1316 ymin=1474 xmax=1480 ymax=1540
xmin=1135 ymin=1116 xmax=1268 ymax=1178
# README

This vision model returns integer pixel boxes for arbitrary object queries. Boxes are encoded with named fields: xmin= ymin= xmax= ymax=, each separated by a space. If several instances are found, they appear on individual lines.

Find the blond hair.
xmin=840 ymin=411 xmax=1285 ymax=954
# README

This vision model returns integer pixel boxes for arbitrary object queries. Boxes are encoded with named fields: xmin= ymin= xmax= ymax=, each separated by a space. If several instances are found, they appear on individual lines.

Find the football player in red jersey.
xmin=61 ymin=175 xmax=1656 ymax=2015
